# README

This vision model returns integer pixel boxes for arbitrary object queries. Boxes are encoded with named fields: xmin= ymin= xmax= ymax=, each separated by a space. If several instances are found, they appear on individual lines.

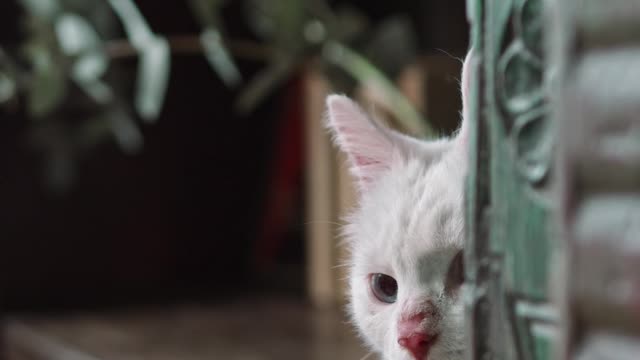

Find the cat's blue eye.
xmin=370 ymin=273 xmax=398 ymax=303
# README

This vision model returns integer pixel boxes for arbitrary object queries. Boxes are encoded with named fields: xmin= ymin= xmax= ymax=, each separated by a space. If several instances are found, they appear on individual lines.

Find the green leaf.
xmin=108 ymin=106 xmax=143 ymax=154
xmin=107 ymin=0 xmax=154 ymax=47
xmin=302 ymin=19 xmax=326 ymax=44
xmin=0 ymin=72 xmax=16 ymax=103
xmin=245 ymin=0 xmax=305 ymax=48
xmin=73 ymin=52 xmax=107 ymax=84
xmin=235 ymin=55 xmax=295 ymax=114
xmin=200 ymin=28 xmax=242 ymax=87
xmin=19 ymin=0 xmax=60 ymax=19
xmin=108 ymin=0 xmax=170 ymax=121
xmin=244 ymin=0 xmax=277 ymax=39
xmin=72 ymin=53 xmax=112 ymax=104
xmin=272 ymin=0 xmax=306 ymax=46
xmin=362 ymin=16 xmax=417 ymax=78
xmin=109 ymin=0 xmax=171 ymax=121
xmin=55 ymin=14 xmax=99 ymax=54
xmin=135 ymin=36 xmax=170 ymax=121
xmin=25 ymin=44 xmax=67 ymax=118
xmin=55 ymin=13 xmax=112 ymax=104
xmin=188 ymin=0 xmax=228 ymax=28
xmin=187 ymin=1 xmax=241 ymax=87
xmin=329 ymin=6 xmax=368 ymax=42
xmin=76 ymin=107 xmax=142 ymax=154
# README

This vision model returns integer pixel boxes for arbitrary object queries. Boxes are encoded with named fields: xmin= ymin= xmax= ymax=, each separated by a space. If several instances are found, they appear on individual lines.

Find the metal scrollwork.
xmin=497 ymin=0 xmax=552 ymax=190
xmin=468 ymin=0 xmax=558 ymax=359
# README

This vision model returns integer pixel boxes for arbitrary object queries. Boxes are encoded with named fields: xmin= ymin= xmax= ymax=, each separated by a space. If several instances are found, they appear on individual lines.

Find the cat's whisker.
xmin=443 ymin=350 xmax=466 ymax=354
xmin=359 ymin=351 xmax=375 ymax=360
xmin=331 ymin=263 xmax=351 ymax=270
xmin=302 ymin=220 xmax=344 ymax=227
xmin=435 ymin=48 xmax=464 ymax=64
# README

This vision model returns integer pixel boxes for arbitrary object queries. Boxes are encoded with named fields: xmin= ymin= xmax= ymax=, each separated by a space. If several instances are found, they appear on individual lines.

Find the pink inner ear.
xmin=351 ymin=156 xmax=385 ymax=186
xmin=326 ymin=95 xmax=396 ymax=192
xmin=354 ymin=155 xmax=378 ymax=167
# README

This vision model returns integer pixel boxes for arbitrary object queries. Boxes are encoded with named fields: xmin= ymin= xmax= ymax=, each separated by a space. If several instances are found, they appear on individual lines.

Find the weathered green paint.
xmin=465 ymin=0 xmax=557 ymax=359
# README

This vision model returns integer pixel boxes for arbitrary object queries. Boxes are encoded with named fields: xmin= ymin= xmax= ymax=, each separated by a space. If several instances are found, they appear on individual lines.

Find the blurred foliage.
xmin=3 ymin=0 xmax=430 ymax=191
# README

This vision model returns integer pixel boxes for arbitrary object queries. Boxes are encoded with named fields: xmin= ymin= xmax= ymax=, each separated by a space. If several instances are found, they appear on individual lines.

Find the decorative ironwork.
xmin=497 ymin=0 xmax=551 ymax=191
xmin=466 ymin=0 xmax=557 ymax=359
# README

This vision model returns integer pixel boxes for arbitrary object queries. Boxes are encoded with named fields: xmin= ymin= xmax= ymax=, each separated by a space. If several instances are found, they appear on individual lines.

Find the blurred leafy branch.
xmin=2 ymin=0 xmax=430 ymax=191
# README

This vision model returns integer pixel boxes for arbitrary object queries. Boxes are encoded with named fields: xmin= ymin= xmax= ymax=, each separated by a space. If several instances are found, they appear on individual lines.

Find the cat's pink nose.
xmin=397 ymin=332 xmax=435 ymax=359
xmin=397 ymin=313 xmax=436 ymax=359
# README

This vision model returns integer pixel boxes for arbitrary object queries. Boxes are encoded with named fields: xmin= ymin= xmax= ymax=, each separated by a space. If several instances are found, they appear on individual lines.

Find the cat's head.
xmin=325 ymin=51 xmax=473 ymax=360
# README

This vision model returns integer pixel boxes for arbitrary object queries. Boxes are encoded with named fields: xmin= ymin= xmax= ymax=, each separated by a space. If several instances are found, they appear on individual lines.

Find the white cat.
xmin=325 ymin=52 xmax=472 ymax=360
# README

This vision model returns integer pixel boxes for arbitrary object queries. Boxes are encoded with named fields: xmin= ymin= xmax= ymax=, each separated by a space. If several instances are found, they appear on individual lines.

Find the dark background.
xmin=0 ymin=0 xmax=468 ymax=312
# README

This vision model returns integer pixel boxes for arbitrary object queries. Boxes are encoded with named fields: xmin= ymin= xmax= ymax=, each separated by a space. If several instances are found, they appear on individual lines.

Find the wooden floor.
xmin=6 ymin=298 xmax=371 ymax=360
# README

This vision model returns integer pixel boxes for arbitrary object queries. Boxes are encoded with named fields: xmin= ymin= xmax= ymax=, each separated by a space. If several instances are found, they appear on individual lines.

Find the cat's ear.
xmin=456 ymin=49 xmax=474 ymax=145
xmin=325 ymin=95 xmax=397 ymax=192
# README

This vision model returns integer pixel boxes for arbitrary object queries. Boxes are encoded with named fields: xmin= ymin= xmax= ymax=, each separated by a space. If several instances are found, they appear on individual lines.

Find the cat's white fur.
xmin=326 ymin=52 xmax=472 ymax=360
